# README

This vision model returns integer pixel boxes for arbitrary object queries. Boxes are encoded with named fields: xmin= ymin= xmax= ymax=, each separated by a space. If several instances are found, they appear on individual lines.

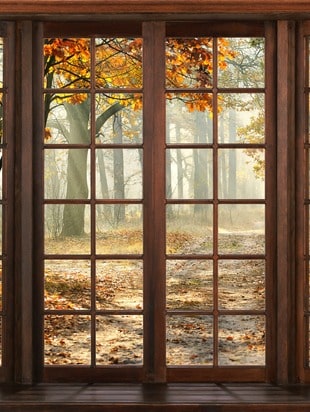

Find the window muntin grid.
xmin=165 ymin=36 xmax=266 ymax=367
xmin=43 ymin=36 xmax=144 ymax=367
xmin=40 ymin=24 xmax=273 ymax=382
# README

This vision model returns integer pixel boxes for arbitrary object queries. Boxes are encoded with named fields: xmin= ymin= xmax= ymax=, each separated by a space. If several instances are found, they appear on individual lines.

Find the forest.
xmin=5 ymin=35 xmax=267 ymax=366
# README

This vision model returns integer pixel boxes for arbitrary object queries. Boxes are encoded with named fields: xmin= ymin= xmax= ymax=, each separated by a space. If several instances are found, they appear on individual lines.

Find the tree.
xmin=44 ymin=36 xmax=235 ymax=237
xmin=218 ymin=37 xmax=265 ymax=183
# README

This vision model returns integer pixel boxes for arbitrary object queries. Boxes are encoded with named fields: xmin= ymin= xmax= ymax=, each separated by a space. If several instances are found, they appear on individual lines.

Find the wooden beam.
xmin=0 ymin=0 xmax=310 ymax=15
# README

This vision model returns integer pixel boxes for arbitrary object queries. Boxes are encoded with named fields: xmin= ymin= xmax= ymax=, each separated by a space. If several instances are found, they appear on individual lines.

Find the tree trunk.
xmin=194 ymin=111 xmax=208 ymax=216
xmin=228 ymin=109 xmax=237 ymax=198
xmin=61 ymin=100 xmax=89 ymax=237
xmin=113 ymin=113 xmax=125 ymax=224
xmin=166 ymin=126 xmax=172 ymax=199
xmin=59 ymin=99 xmax=125 ymax=237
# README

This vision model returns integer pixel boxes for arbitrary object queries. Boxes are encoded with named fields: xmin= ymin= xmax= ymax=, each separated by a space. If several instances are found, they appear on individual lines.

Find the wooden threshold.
xmin=0 ymin=383 xmax=310 ymax=411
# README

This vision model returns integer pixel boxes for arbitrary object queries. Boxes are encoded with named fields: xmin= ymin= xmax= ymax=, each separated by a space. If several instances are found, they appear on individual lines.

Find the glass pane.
xmin=218 ymin=93 xmax=265 ymax=144
xmin=45 ymin=260 xmax=91 ymax=310
xmin=44 ymin=38 xmax=91 ymax=89
xmin=166 ymin=97 xmax=213 ymax=144
xmin=167 ymin=148 xmax=213 ymax=199
xmin=167 ymin=260 xmax=213 ymax=310
xmin=166 ymin=315 xmax=213 ymax=365
xmin=96 ymin=149 xmax=142 ymax=199
xmin=218 ymin=38 xmax=265 ymax=88
xmin=96 ymin=315 xmax=143 ymax=365
xmin=96 ymin=204 xmax=142 ymax=254
xmin=218 ymin=315 xmax=265 ymax=365
xmin=44 ymin=314 xmax=91 ymax=365
xmin=218 ymin=260 xmax=265 ymax=310
xmin=95 ymin=94 xmax=142 ymax=144
xmin=96 ymin=260 xmax=143 ymax=310
xmin=44 ymin=93 xmax=90 ymax=144
xmin=218 ymin=204 xmax=265 ymax=254
xmin=218 ymin=149 xmax=265 ymax=199
xmin=166 ymin=95 xmax=213 ymax=141
xmin=166 ymin=38 xmax=213 ymax=88
xmin=166 ymin=204 xmax=213 ymax=254
xmin=45 ymin=204 xmax=91 ymax=254
xmin=95 ymin=38 xmax=142 ymax=89
xmin=45 ymin=149 xmax=90 ymax=199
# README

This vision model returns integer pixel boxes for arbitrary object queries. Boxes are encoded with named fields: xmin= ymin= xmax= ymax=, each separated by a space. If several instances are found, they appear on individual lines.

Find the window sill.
xmin=0 ymin=383 xmax=310 ymax=411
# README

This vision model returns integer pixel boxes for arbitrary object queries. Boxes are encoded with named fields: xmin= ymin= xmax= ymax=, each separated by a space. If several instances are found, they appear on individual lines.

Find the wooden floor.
xmin=1 ymin=383 xmax=310 ymax=411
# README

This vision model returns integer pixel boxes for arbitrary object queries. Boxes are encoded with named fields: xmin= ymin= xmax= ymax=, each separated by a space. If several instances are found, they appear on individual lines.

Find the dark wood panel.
xmin=167 ymin=367 xmax=266 ymax=382
xmin=43 ymin=366 xmax=143 ymax=382
xmin=166 ymin=21 xmax=264 ymax=37
xmin=44 ymin=21 xmax=142 ymax=37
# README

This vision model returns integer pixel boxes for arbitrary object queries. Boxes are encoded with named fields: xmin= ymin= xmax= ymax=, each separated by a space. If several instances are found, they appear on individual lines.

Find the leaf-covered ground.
xmin=44 ymin=231 xmax=265 ymax=366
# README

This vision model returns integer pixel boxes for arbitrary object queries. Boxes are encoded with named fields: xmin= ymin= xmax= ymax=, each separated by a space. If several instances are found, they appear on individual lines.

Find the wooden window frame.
xmin=0 ymin=13 xmax=304 ymax=387
xmin=28 ymin=20 xmax=277 ymax=384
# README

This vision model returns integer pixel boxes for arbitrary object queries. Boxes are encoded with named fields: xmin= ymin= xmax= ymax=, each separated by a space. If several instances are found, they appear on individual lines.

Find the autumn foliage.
xmin=43 ymin=36 xmax=236 ymax=122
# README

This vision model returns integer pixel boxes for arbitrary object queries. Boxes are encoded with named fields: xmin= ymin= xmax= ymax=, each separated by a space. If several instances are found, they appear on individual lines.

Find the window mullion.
xmin=142 ymin=21 xmax=166 ymax=383
xmin=264 ymin=21 xmax=277 ymax=383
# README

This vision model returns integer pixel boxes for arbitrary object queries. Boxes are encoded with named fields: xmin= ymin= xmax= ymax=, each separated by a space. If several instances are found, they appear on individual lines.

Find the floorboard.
xmin=0 ymin=383 xmax=310 ymax=411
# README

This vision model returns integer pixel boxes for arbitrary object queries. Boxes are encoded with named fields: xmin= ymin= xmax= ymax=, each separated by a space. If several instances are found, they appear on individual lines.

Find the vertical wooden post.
xmin=0 ymin=21 xmax=16 ymax=384
xmin=143 ymin=21 xmax=166 ymax=382
xmin=14 ymin=20 xmax=34 ymax=384
xmin=32 ymin=21 xmax=44 ymax=383
xmin=277 ymin=20 xmax=296 ymax=384
xmin=296 ymin=21 xmax=308 ymax=384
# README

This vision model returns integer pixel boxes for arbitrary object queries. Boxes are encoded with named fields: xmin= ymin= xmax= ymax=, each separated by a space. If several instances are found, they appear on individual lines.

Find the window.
xmin=41 ymin=26 xmax=145 ymax=381
xmin=26 ymin=21 xmax=276 ymax=383
xmin=0 ymin=17 xmax=307 ymax=387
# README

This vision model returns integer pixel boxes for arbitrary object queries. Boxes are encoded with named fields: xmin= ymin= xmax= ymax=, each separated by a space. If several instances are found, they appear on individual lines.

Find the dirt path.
xmin=44 ymin=232 xmax=266 ymax=366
